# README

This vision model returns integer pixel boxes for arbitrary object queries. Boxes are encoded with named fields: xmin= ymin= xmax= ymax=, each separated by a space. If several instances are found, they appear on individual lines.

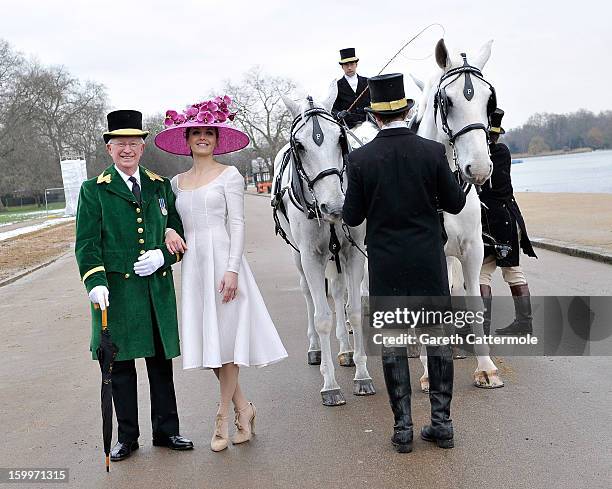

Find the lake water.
xmin=510 ymin=149 xmax=612 ymax=193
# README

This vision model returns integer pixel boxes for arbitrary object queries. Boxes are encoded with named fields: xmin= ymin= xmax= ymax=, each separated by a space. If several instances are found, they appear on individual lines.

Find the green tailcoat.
xmin=75 ymin=165 xmax=184 ymax=361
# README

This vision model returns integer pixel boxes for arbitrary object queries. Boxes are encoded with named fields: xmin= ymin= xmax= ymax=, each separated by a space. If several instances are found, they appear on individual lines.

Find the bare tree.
xmin=221 ymin=66 xmax=295 ymax=162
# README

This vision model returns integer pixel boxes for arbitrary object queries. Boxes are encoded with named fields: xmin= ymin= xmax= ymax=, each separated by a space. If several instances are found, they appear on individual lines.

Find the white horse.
xmin=411 ymin=39 xmax=504 ymax=390
xmin=271 ymin=90 xmax=375 ymax=406
xmin=350 ymin=39 xmax=504 ymax=390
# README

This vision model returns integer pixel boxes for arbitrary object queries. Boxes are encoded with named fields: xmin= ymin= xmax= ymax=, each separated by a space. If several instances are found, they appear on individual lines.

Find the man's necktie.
xmin=129 ymin=176 xmax=141 ymax=203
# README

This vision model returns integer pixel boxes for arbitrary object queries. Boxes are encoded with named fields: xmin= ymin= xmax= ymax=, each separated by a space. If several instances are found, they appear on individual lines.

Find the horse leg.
xmin=419 ymin=346 xmax=430 ymax=393
xmin=345 ymin=251 xmax=375 ymax=396
xmin=301 ymin=253 xmax=345 ymax=406
xmin=360 ymin=258 xmax=370 ymax=316
xmin=328 ymin=263 xmax=354 ymax=367
xmin=294 ymin=252 xmax=320 ymax=365
xmin=461 ymin=246 xmax=504 ymax=389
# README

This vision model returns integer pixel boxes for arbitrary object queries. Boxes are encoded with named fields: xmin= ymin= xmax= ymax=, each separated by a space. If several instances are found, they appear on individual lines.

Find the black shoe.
xmin=110 ymin=440 xmax=139 ymax=461
xmin=496 ymin=284 xmax=533 ymax=335
xmin=420 ymin=425 xmax=454 ymax=449
xmin=495 ymin=320 xmax=532 ymax=335
xmin=382 ymin=347 xmax=414 ymax=454
xmin=391 ymin=429 xmax=413 ymax=453
xmin=152 ymin=434 xmax=194 ymax=450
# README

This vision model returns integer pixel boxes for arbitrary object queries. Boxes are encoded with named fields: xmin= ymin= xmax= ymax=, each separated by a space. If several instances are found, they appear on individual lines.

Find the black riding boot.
xmin=382 ymin=346 xmax=413 ymax=453
xmin=480 ymin=284 xmax=492 ymax=336
xmin=421 ymin=345 xmax=454 ymax=448
xmin=495 ymin=284 xmax=533 ymax=335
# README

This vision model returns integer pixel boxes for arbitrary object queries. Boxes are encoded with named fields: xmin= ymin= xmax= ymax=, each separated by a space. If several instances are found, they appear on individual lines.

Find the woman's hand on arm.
xmin=165 ymin=228 xmax=188 ymax=254
xmin=219 ymin=271 xmax=238 ymax=303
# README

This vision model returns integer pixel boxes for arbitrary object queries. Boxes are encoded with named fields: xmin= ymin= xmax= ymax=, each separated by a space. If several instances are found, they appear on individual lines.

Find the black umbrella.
xmin=94 ymin=305 xmax=118 ymax=472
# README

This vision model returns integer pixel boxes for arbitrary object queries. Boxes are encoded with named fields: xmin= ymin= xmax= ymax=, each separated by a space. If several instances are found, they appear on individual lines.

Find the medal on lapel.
xmin=159 ymin=198 xmax=168 ymax=216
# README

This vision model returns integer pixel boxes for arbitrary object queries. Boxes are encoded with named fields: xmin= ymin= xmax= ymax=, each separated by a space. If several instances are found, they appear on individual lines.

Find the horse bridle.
xmin=289 ymin=96 xmax=349 ymax=218
xmin=434 ymin=53 xmax=496 ymax=187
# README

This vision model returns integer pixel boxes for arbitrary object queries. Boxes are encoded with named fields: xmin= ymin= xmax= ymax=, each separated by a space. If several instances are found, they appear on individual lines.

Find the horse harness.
xmin=271 ymin=97 xmax=366 ymax=272
xmin=433 ymin=52 xmax=497 ymax=196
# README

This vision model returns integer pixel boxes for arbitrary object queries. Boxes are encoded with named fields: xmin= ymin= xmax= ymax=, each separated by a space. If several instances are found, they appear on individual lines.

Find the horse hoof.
xmin=321 ymin=388 xmax=346 ymax=406
xmin=338 ymin=351 xmax=355 ymax=367
xmin=473 ymin=369 xmax=505 ymax=389
xmin=420 ymin=376 xmax=430 ymax=393
xmin=307 ymin=351 xmax=321 ymax=365
xmin=353 ymin=378 xmax=376 ymax=396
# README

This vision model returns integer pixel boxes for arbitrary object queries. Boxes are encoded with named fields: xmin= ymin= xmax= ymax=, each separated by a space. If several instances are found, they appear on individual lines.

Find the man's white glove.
xmin=134 ymin=249 xmax=164 ymax=277
xmin=89 ymin=285 xmax=110 ymax=310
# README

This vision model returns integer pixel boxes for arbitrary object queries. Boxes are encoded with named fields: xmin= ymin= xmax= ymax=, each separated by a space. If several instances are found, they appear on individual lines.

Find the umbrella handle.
xmin=93 ymin=304 xmax=108 ymax=329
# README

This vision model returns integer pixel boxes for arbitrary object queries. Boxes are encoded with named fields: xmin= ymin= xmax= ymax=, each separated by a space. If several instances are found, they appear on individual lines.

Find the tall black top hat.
xmin=364 ymin=73 xmax=415 ymax=115
xmin=489 ymin=108 xmax=505 ymax=134
xmin=339 ymin=48 xmax=359 ymax=65
xmin=103 ymin=110 xmax=149 ymax=143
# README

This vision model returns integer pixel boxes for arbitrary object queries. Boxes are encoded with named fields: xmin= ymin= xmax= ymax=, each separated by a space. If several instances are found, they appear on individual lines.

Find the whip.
xmin=345 ymin=23 xmax=445 ymax=114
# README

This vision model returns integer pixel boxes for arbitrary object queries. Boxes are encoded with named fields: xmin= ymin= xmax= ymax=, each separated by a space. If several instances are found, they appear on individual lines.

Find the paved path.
xmin=1 ymin=194 xmax=611 ymax=488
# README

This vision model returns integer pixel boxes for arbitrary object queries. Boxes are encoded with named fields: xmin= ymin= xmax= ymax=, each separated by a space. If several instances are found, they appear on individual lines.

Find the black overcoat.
xmin=332 ymin=75 xmax=371 ymax=128
xmin=479 ymin=142 xmax=537 ymax=267
xmin=342 ymin=128 xmax=466 ymax=296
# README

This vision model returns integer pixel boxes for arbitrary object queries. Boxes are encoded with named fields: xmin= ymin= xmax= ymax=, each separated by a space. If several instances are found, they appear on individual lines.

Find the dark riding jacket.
xmin=479 ymin=142 xmax=537 ymax=267
xmin=343 ymin=127 xmax=466 ymax=296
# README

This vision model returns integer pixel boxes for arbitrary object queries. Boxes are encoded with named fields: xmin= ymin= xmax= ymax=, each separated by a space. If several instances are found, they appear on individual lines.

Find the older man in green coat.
xmin=75 ymin=110 xmax=193 ymax=462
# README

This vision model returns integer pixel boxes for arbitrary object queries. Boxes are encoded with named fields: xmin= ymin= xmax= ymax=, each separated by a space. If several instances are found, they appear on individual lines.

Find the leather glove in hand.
xmin=134 ymin=249 xmax=164 ymax=277
xmin=89 ymin=285 xmax=109 ymax=310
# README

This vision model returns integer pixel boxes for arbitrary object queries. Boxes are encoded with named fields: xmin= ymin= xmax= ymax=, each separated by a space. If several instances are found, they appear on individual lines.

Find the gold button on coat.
xmin=162 ymin=271 xmax=167 ymax=277
xmin=124 ymin=273 xmax=130 ymax=279
xmin=139 ymin=238 xmax=145 ymax=244
xmin=140 ymin=250 xmax=145 ymax=255
xmin=137 ymin=217 xmax=143 ymax=223
xmin=136 ymin=208 xmax=141 ymax=213
xmin=138 ymin=228 xmax=144 ymax=234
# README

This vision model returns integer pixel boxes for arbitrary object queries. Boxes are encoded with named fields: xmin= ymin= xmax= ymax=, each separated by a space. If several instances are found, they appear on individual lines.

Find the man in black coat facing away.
xmin=332 ymin=48 xmax=371 ymax=128
xmin=342 ymin=73 xmax=466 ymax=453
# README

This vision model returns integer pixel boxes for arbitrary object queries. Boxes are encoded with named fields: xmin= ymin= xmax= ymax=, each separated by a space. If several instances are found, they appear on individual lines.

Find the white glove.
xmin=134 ymin=249 xmax=164 ymax=277
xmin=89 ymin=285 xmax=109 ymax=310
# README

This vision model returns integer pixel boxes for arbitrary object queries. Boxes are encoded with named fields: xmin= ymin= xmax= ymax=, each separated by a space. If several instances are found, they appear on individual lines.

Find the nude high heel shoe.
xmin=232 ymin=402 xmax=256 ymax=445
xmin=211 ymin=412 xmax=229 ymax=452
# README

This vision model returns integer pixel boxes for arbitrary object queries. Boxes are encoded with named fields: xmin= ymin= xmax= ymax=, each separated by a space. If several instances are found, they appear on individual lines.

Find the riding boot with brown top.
xmin=495 ymin=284 xmax=533 ymax=335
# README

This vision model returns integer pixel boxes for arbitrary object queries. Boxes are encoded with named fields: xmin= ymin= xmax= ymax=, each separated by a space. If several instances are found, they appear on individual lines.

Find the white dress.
xmin=171 ymin=166 xmax=288 ymax=369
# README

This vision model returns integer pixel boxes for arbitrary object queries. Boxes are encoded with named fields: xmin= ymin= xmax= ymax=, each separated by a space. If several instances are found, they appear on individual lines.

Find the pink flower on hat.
xmin=214 ymin=111 xmax=228 ymax=123
xmin=162 ymin=95 xmax=237 ymax=127
xmin=197 ymin=111 xmax=215 ymax=124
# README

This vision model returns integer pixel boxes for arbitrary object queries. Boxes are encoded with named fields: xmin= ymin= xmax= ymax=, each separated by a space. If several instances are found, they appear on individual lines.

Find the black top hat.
xmin=364 ymin=73 xmax=415 ymax=115
xmin=489 ymin=108 xmax=505 ymax=134
xmin=339 ymin=48 xmax=359 ymax=65
xmin=103 ymin=110 xmax=149 ymax=143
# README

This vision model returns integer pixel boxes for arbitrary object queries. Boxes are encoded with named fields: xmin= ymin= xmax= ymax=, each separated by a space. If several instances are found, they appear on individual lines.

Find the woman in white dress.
xmin=154 ymin=97 xmax=287 ymax=452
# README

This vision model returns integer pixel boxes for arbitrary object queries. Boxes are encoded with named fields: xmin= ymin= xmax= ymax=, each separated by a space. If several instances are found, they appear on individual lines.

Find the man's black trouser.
xmin=111 ymin=320 xmax=179 ymax=443
xmin=382 ymin=342 xmax=453 ymax=432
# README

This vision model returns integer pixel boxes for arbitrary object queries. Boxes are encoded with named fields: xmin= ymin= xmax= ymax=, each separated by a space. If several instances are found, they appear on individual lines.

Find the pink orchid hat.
xmin=154 ymin=96 xmax=250 ymax=155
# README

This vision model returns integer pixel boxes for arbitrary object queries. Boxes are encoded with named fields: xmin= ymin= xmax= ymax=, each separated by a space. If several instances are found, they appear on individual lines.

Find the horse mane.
xmin=415 ymin=67 xmax=443 ymax=124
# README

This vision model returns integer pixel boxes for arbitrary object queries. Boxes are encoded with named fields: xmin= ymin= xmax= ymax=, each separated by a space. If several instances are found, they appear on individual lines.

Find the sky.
xmin=0 ymin=0 xmax=609 ymax=129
